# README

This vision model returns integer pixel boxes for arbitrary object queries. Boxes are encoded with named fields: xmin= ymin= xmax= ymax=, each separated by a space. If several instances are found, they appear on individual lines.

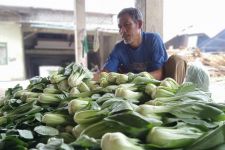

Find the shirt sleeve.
xmin=103 ymin=48 xmax=120 ymax=72
xmin=147 ymin=33 xmax=168 ymax=71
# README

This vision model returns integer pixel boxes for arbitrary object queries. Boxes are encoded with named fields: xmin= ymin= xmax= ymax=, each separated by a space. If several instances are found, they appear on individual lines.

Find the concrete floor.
xmin=209 ymin=77 xmax=225 ymax=103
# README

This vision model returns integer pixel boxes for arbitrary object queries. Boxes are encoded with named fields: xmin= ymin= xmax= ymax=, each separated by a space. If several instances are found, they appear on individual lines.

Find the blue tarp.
xmin=199 ymin=29 xmax=225 ymax=52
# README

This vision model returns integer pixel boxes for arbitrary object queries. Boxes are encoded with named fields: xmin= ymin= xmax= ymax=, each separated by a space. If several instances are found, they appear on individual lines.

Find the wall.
xmin=99 ymin=32 xmax=121 ymax=68
xmin=0 ymin=22 xmax=25 ymax=81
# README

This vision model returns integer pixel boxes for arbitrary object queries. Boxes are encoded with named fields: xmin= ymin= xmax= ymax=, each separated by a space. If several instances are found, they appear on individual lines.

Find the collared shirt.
xmin=103 ymin=32 xmax=168 ymax=73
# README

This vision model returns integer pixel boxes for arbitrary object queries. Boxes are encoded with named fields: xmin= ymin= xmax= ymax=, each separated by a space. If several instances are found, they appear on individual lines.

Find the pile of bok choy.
xmin=0 ymin=62 xmax=224 ymax=150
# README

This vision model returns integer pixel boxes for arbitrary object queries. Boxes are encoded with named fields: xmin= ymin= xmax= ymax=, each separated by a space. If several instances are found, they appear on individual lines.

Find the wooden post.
xmin=74 ymin=0 xmax=87 ymax=66
xmin=135 ymin=0 xmax=164 ymax=38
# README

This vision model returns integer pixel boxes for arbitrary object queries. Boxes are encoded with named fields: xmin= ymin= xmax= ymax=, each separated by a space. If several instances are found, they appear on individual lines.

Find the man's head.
xmin=117 ymin=7 xmax=143 ymax=47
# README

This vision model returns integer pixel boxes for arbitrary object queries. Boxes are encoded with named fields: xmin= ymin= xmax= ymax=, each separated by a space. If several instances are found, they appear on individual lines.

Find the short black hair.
xmin=117 ymin=7 xmax=143 ymax=22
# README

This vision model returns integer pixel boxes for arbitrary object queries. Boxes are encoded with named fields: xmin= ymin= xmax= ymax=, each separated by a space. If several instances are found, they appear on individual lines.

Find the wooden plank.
xmin=74 ymin=0 xmax=87 ymax=66
xmin=136 ymin=0 xmax=164 ymax=38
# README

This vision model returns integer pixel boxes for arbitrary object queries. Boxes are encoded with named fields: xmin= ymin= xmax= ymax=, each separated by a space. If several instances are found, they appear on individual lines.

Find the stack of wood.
xmin=201 ymin=53 xmax=225 ymax=77
xmin=167 ymin=48 xmax=225 ymax=77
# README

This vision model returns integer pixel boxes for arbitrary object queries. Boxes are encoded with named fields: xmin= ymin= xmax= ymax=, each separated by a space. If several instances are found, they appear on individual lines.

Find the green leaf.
xmin=96 ymin=93 xmax=115 ymax=105
xmin=81 ymin=119 xmax=148 ymax=139
xmin=1 ymin=136 xmax=28 ymax=149
xmin=71 ymin=135 xmax=100 ymax=149
xmin=34 ymin=125 xmax=59 ymax=136
xmin=35 ymin=113 xmax=43 ymax=122
xmin=17 ymin=129 xmax=33 ymax=139
xmin=27 ymin=76 xmax=50 ymax=92
xmin=164 ymin=117 xmax=218 ymax=131
xmin=212 ymin=143 xmax=225 ymax=150
xmin=184 ymin=90 xmax=212 ymax=102
xmin=180 ymin=118 xmax=218 ymax=131
xmin=29 ymin=76 xmax=49 ymax=85
xmin=82 ymin=101 xmax=101 ymax=111
xmin=185 ymin=123 xmax=225 ymax=150
xmin=107 ymin=111 xmax=152 ymax=128
xmin=109 ymin=101 xmax=134 ymax=114
xmin=4 ymin=84 xmax=23 ymax=99
xmin=175 ymin=82 xmax=196 ymax=96
xmin=171 ymin=102 xmax=223 ymax=120
xmin=36 ymin=137 xmax=74 ymax=150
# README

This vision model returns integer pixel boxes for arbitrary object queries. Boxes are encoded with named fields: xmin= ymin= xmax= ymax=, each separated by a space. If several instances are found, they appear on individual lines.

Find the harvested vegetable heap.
xmin=0 ymin=62 xmax=225 ymax=150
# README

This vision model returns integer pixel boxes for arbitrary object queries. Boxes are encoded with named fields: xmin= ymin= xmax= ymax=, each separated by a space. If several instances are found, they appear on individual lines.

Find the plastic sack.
xmin=185 ymin=60 xmax=210 ymax=92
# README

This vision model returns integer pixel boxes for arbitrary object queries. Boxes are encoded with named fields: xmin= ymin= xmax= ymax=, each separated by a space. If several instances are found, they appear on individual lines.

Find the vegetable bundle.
xmin=0 ymin=63 xmax=224 ymax=150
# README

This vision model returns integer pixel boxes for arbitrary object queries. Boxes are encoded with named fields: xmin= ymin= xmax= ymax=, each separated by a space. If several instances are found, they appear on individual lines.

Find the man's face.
xmin=118 ymin=13 xmax=141 ymax=45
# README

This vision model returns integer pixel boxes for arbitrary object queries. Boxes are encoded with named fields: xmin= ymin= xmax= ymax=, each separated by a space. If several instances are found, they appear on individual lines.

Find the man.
xmin=97 ymin=7 xmax=187 ymax=84
xmin=102 ymin=7 xmax=167 ymax=80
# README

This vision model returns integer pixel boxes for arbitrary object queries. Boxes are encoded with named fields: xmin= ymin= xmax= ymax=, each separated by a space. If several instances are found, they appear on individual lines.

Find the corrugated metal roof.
xmin=0 ymin=5 xmax=119 ymax=32
xmin=199 ymin=29 xmax=225 ymax=52
xmin=164 ymin=33 xmax=209 ymax=50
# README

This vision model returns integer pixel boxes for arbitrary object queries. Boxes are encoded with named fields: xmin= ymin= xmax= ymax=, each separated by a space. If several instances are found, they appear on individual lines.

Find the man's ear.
xmin=138 ymin=20 xmax=143 ymax=29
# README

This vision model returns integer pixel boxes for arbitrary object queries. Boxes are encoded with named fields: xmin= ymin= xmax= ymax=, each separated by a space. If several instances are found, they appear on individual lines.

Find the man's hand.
xmin=93 ymin=68 xmax=109 ymax=81
xmin=93 ymin=72 xmax=100 ymax=81
xmin=149 ymin=68 xmax=163 ymax=80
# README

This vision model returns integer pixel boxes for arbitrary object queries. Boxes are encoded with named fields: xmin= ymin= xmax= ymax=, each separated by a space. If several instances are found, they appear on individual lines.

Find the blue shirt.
xmin=103 ymin=32 xmax=168 ymax=73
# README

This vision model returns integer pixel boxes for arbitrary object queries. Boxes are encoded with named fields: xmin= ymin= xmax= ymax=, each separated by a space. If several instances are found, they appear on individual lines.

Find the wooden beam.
xmin=74 ymin=0 xmax=87 ymax=66
xmin=136 ymin=0 xmax=164 ymax=38
xmin=25 ymin=49 xmax=74 ymax=55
